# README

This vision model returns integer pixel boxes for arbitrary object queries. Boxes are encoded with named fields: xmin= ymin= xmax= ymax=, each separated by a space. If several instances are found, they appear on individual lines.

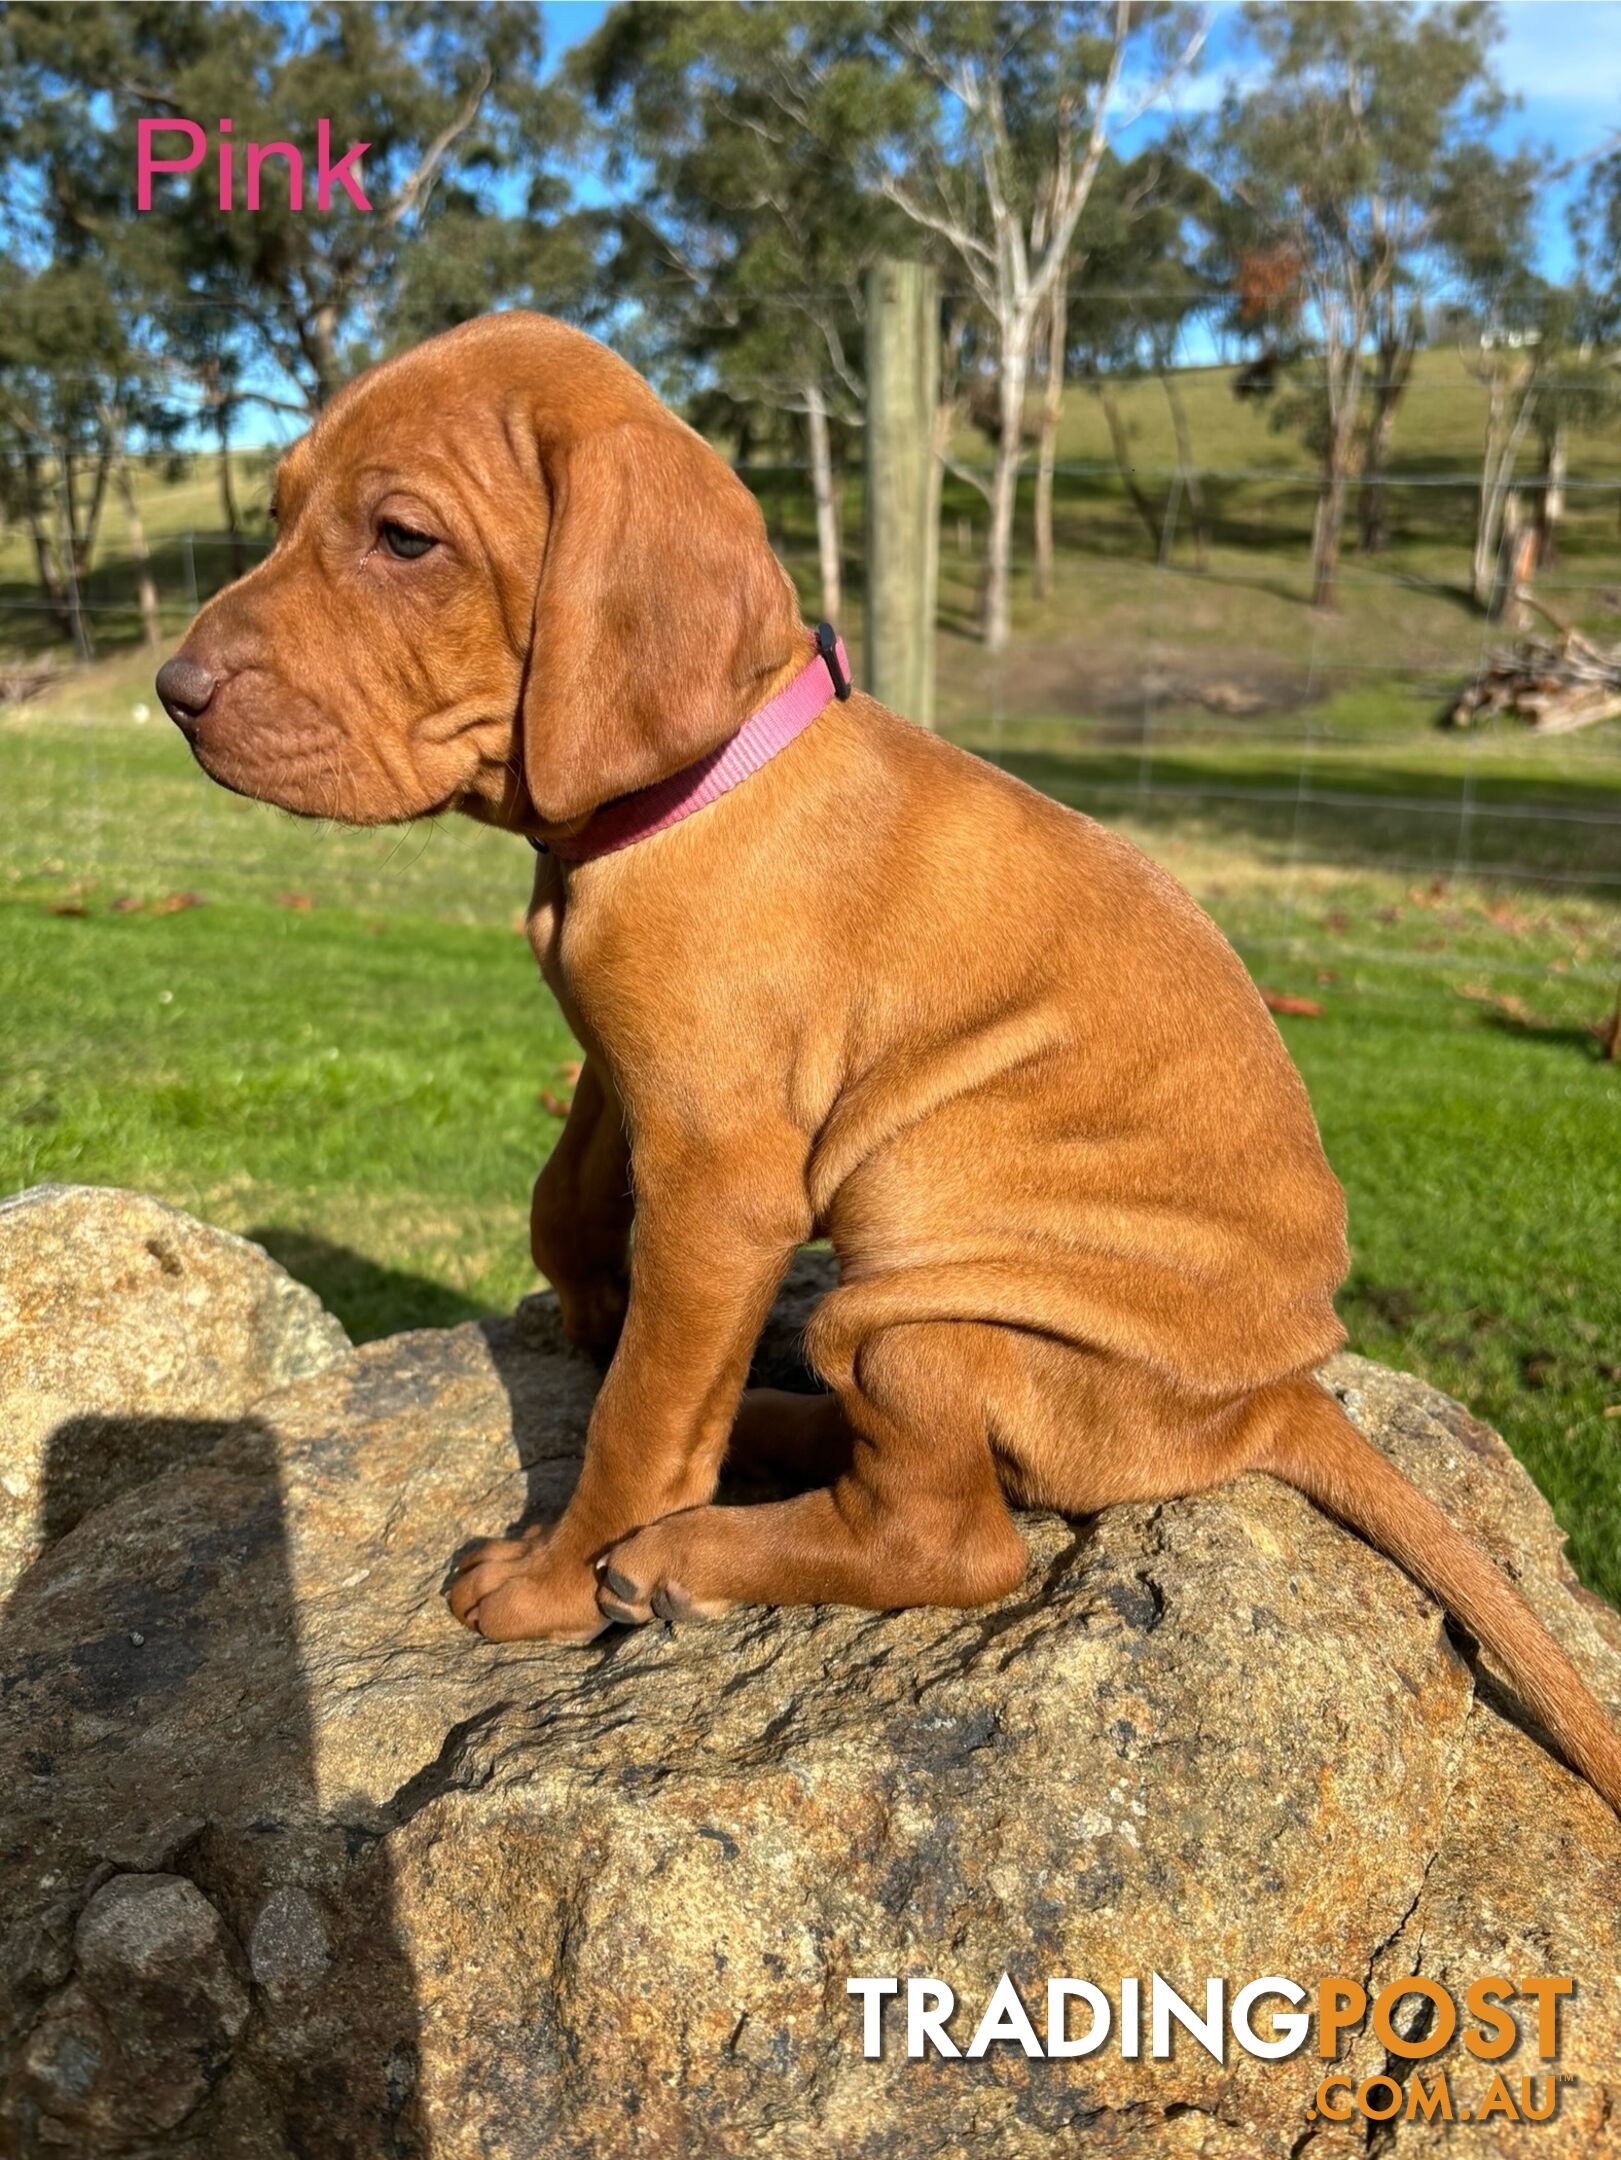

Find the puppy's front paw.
xmin=447 ymin=1532 xmax=608 ymax=1643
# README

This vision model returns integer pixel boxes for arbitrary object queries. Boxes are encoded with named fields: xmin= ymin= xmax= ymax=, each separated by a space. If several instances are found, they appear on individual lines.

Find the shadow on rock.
xmin=1 ymin=1410 xmax=430 ymax=2158
xmin=248 ymin=1225 xmax=492 ymax=1344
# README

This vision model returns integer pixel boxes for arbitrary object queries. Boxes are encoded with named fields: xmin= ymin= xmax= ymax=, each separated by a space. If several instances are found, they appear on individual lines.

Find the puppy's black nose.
xmin=155 ymin=656 xmax=217 ymax=736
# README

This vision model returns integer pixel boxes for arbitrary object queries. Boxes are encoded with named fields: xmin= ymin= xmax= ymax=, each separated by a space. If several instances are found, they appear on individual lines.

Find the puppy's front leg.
xmin=530 ymin=1057 xmax=633 ymax=1360
xmin=451 ymin=1128 xmax=810 ymax=1642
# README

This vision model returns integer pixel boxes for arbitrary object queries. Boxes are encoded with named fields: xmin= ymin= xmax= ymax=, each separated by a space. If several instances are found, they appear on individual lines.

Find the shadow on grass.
xmin=249 ymin=1226 xmax=493 ymax=1344
xmin=985 ymin=743 xmax=1621 ymax=899
xmin=1475 ymin=1010 xmax=1616 ymax=1058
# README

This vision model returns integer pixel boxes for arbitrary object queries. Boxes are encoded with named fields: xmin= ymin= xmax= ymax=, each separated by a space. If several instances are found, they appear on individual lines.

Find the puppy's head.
xmin=156 ymin=312 xmax=803 ymax=832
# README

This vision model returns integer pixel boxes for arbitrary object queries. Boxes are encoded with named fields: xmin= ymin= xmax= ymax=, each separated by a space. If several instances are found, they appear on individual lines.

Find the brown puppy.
xmin=157 ymin=312 xmax=1621 ymax=1812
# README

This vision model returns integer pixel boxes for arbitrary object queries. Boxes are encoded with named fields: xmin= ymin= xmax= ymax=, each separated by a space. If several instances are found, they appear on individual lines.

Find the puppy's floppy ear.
xmin=522 ymin=416 xmax=803 ymax=828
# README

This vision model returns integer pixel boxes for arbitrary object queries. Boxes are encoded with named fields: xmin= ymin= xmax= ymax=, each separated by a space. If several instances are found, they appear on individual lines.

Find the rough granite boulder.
xmin=1 ymin=1200 xmax=1618 ymax=2158
xmin=0 ymin=1184 xmax=350 ymax=1591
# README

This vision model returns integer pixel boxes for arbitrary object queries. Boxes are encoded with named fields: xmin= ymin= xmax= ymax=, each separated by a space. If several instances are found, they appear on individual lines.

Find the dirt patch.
xmin=934 ymin=636 xmax=1344 ymax=730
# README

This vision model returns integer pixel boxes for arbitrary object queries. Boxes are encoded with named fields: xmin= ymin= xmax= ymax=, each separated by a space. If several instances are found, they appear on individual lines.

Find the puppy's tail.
xmin=1260 ymin=1379 xmax=1621 ymax=1814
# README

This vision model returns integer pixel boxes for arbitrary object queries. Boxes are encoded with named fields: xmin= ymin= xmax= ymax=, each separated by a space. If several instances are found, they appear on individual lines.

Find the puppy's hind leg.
xmin=597 ymin=1322 xmax=1028 ymax=1624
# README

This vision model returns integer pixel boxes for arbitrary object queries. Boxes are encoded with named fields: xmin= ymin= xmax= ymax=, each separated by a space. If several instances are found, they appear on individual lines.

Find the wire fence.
xmin=3 ymin=392 xmax=1620 ymax=1046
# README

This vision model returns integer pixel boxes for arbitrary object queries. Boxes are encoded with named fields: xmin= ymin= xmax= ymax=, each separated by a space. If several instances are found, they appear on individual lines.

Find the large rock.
xmin=0 ymin=1184 xmax=350 ymax=1590
xmin=1 ymin=1224 xmax=1618 ymax=2157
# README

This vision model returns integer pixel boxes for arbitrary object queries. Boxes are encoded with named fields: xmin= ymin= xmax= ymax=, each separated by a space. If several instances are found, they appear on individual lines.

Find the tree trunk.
xmin=1098 ymin=380 xmax=1162 ymax=556
xmin=1358 ymin=326 xmax=1414 ymax=556
xmin=1033 ymin=273 xmax=1067 ymax=601
xmin=803 ymin=381 xmax=841 ymax=622
xmin=26 ymin=504 xmax=62 ymax=619
xmin=1311 ymin=460 xmax=1350 ymax=610
xmin=76 ymin=447 xmax=111 ymax=580
xmin=22 ymin=447 xmax=70 ymax=631
xmin=53 ymin=461 xmax=93 ymax=662
xmin=1472 ymin=367 xmax=1537 ymax=611
xmin=306 ymin=306 xmax=341 ymax=408
xmin=1535 ymin=421 xmax=1566 ymax=569
xmin=1472 ymin=377 xmax=1506 ymax=608
xmin=216 ymin=402 xmax=245 ymax=578
xmin=1358 ymin=377 xmax=1399 ymax=554
xmin=114 ymin=451 xmax=163 ymax=656
xmin=928 ymin=313 xmax=962 ymax=622
xmin=982 ymin=324 xmax=1030 ymax=652
xmin=1311 ymin=354 xmax=1362 ymax=611
xmin=1487 ymin=492 xmax=1537 ymax=626
xmin=1160 ymin=370 xmax=1209 ymax=571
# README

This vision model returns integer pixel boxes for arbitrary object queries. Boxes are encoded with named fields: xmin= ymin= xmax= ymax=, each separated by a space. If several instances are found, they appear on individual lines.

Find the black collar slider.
xmin=815 ymin=621 xmax=852 ymax=701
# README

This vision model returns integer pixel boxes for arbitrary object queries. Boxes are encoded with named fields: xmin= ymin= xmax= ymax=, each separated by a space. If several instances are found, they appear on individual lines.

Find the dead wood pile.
xmin=1444 ymin=629 xmax=1621 ymax=736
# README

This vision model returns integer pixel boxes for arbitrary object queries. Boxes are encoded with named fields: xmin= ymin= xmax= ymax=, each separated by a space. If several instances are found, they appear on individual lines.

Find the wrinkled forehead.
xmin=275 ymin=320 xmax=662 ymax=513
xmin=274 ymin=365 xmax=517 ymax=511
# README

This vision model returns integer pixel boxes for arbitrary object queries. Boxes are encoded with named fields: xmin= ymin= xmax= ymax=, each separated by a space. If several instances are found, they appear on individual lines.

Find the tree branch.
xmin=384 ymin=63 xmax=493 ymax=230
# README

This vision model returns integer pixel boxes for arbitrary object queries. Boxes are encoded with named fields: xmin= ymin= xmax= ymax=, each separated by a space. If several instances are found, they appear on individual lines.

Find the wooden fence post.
xmin=864 ymin=259 xmax=939 ymax=729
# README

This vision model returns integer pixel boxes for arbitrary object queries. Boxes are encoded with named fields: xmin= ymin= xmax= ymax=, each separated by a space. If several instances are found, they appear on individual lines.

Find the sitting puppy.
xmin=157 ymin=311 xmax=1621 ymax=1813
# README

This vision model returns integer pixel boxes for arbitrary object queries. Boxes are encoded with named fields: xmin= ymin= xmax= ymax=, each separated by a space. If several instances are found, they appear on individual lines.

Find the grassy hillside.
xmin=6 ymin=347 xmax=1619 ymax=704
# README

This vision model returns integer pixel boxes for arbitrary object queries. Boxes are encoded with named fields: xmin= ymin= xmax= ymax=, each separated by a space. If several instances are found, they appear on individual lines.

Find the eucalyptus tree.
xmin=1212 ymin=1 xmax=1527 ymax=604
xmin=0 ymin=10 xmax=182 ymax=653
xmin=1063 ymin=147 xmax=1218 ymax=573
xmin=2 ymin=1 xmax=593 ymax=414
xmin=0 ymin=259 xmax=174 ymax=656
xmin=872 ymin=1 xmax=1206 ymax=648
xmin=1569 ymin=150 xmax=1621 ymax=545
xmin=576 ymin=2 xmax=911 ymax=620
xmin=1572 ymin=148 xmax=1621 ymax=347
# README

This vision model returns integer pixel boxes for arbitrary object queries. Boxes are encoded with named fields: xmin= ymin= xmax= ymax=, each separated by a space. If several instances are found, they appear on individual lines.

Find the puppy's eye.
xmin=380 ymin=520 xmax=437 ymax=560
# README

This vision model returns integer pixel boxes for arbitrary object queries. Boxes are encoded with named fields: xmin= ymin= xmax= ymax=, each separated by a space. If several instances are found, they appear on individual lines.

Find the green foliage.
xmin=1208 ymin=1 xmax=1540 ymax=587
xmin=1215 ymin=0 xmax=1519 ymax=289
xmin=1573 ymin=148 xmax=1621 ymax=346
xmin=1 ymin=0 xmax=598 ymax=417
xmin=573 ymin=2 xmax=910 ymax=430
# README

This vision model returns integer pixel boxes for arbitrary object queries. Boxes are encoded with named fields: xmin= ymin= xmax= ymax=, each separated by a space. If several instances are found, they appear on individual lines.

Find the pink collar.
xmin=536 ymin=626 xmax=850 ymax=863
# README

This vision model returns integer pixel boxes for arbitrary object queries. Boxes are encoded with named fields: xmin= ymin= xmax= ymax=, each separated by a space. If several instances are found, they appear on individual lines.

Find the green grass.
xmin=3 ymin=676 xmax=1619 ymax=1600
